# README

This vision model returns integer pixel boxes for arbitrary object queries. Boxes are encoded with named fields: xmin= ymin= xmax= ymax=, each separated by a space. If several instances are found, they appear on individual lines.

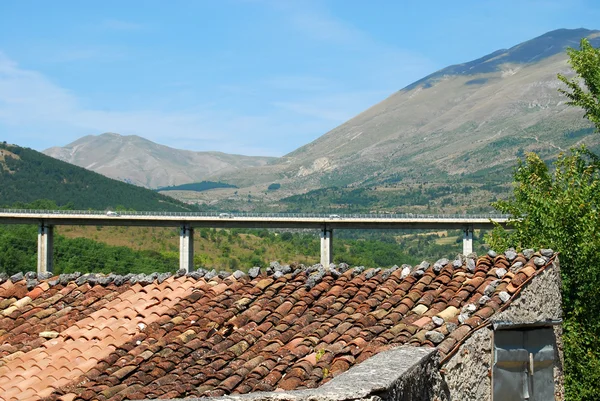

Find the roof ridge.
xmin=0 ymin=248 xmax=556 ymax=291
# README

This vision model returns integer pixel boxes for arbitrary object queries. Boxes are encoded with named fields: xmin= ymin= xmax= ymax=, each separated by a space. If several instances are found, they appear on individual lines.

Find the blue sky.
xmin=1 ymin=0 xmax=599 ymax=156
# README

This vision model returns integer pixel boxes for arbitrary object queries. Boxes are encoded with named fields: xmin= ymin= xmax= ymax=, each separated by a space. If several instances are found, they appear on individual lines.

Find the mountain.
xmin=43 ymin=133 xmax=276 ymax=189
xmin=210 ymin=28 xmax=600 ymax=194
xmin=0 ymin=142 xmax=193 ymax=211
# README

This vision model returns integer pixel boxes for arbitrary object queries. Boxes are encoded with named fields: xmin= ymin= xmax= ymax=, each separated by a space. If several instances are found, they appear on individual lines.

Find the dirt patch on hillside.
xmin=0 ymin=149 xmax=20 ymax=173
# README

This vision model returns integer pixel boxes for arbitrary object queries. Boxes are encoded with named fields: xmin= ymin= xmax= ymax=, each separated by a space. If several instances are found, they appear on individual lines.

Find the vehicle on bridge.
xmin=106 ymin=211 xmax=120 ymax=217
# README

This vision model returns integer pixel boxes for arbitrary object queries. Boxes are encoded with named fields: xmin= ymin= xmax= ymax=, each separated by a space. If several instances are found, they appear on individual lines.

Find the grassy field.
xmin=56 ymin=225 xmax=322 ymax=270
xmin=397 ymin=230 xmax=466 ymax=245
xmin=53 ymin=221 xmax=493 ymax=274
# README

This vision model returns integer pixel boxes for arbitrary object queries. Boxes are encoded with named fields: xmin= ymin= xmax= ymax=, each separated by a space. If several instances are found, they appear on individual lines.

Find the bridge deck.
xmin=0 ymin=210 xmax=509 ymax=229
xmin=0 ymin=210 xmax=512 ymax=274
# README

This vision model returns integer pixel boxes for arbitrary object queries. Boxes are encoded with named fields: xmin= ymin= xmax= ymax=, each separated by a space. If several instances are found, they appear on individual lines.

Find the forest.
xmin=0 ymin=143 xmax=193 ymax=211
xmin=278 ymin=183 xmax=508 ymax=214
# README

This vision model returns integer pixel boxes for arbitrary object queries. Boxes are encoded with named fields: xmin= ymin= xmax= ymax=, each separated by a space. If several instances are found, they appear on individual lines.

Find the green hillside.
xmin=0 ymin=143 xmax=194 ymax=211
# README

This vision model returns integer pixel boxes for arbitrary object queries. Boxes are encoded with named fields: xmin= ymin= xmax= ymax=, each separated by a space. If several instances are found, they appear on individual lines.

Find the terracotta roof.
xmin=0 ymin=249 xmax=556 ymax=401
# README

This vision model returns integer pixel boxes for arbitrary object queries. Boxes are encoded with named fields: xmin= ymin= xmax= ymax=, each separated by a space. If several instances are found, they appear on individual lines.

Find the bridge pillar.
xmin=462 ymin=225 xmax=474 ymax=255
xmin=37 ymin=223 xmax=54 ymax=275
xmin=320 ymin=226 xmax=333 ymax=266
xmin=179 ymin=224 xmax=194 ymax=272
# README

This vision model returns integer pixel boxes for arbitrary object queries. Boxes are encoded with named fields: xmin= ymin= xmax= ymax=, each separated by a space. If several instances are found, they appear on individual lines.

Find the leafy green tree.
xmin=487 ymin=148 xmax=600 ymax=400
xmin=558 ymin=38 xmax=600 ymax=129
xmin=489 ymin=37 xmax=600 ymax=400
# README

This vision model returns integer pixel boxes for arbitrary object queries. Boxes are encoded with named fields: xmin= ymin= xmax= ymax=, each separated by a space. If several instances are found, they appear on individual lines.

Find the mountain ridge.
xmin=404 ymin=28 xmax=600 ymax=90
xmin=206 ymin=28 xmax=600 ymax=195
xmin=42 ymin=28 xmax=600 ymax=208
xmin=43 ymin=133 xmax=276 ymax=189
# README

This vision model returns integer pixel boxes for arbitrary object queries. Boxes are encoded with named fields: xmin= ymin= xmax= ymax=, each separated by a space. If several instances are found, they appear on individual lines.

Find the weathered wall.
xmin=158 ymin=346 xmax=449 ymax=401
xmin=442 ymin=328 xmax=492 ymax=400
xmin=443 ymin=258 xmax=564 ymax=400
xmin=380 ymin=349 xmax=449 ymax=401
xmin=494 ymin=259 xmax=562 ymax=321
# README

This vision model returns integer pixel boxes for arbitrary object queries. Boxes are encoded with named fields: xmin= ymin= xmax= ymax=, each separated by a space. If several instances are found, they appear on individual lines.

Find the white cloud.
xmin=0 ymin=53 xmax=234 ymax=149
xmin=264 ymin=0 xmax=368 ymax=47
xmin=0 ymin=53 xmax=77 ymax=123
xmin=0 ymin=52 xmax=347 ymax=156
xmin=0 ymin=3 xmax=433 ymax=158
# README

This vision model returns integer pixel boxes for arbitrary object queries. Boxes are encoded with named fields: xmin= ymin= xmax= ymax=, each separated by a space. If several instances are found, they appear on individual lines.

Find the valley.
xmin=41 ymin=29 xmax=600 ymax=217
xmin=6 ymin=28 xmax=597 ymax=278
xmin=2 ymin=11 xmax=599 ymax=398
xmin=165 ymin=181 xmax=511 ymax=215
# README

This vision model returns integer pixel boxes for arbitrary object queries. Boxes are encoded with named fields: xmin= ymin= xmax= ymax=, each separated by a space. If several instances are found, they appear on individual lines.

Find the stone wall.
xmin=157 ymin=346 xmax=449 ymax=401
xmin=442 ymin=258 xmax=564 ymax=400
xmin=379 ymin=348 xmax=449 ymax=401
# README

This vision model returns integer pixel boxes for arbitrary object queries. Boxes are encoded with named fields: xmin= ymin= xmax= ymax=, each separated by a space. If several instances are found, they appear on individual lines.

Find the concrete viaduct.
xmin=0 ymin=210 xmax=509 ymax=274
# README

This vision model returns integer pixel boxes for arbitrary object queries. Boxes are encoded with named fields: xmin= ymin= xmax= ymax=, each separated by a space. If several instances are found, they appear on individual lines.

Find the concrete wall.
xmin=443 ymin=259 xmax=564 ymax=400
xmin=381 ymin=349 xmax=449 ymax=401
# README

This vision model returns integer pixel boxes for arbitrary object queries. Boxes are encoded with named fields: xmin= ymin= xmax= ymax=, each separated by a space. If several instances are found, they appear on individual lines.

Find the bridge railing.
xmin=0 ymin=208 xmax=511 ymax=220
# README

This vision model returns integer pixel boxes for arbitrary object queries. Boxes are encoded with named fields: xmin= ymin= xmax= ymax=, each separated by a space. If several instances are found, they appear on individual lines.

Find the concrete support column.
xmin=462 ymin=225 xmax=474 ymax=255
xmin=179 ymin=224 xmax=194 ymax=272
xmin=320 ymin=226 xmax=333 ymax=266
xmin=37 ymin=223 xmax=54 ymax=275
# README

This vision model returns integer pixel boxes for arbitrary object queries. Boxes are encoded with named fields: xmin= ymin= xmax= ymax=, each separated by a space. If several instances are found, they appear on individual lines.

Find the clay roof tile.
xmin=0 ymin=250 xmax=556 ymax=398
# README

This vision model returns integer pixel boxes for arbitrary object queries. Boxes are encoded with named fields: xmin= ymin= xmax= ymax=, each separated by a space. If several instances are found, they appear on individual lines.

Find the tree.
xmin=487 ymin=148 xmax=600 ymax=400
xmin=558 ymin=38 xmax=600 ymax=129
xmin=488 ymin=38 xmax=600 ymax=400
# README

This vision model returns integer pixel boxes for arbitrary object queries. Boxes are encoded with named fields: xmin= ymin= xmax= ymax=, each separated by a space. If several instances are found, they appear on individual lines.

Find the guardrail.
xmin=0 ymin=209 xmax=511 ymax=220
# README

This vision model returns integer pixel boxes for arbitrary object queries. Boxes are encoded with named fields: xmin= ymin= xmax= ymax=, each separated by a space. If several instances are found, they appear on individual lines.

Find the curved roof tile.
xmin=0 ymin=250 xmax=557 ymax=401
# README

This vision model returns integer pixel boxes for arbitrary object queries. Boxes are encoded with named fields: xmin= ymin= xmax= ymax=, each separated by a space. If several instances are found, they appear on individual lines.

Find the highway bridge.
xmin=0 ymin=209 xmax=510 ymax=274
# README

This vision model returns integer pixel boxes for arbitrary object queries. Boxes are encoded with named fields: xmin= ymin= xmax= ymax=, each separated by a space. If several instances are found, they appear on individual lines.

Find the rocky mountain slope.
xmin=211 ymin=28 xmax=600 ymax=193
xmin=43 ymin=133 xmax=276 ymax=188
xmin=42 ymin=29 xmax=600 ymax=204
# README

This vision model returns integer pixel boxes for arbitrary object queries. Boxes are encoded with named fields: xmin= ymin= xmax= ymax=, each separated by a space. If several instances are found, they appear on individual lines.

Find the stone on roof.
xmin=0 ymin=250 xmax=556 ymax=401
